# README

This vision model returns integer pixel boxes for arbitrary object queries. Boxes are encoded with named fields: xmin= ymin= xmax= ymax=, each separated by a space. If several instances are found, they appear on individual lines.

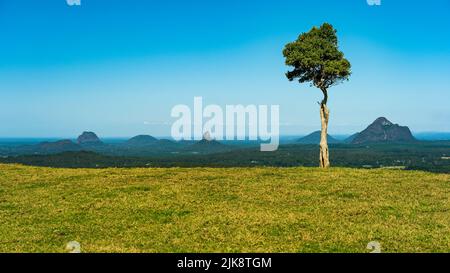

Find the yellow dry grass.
xmin=0 ymin=164 xmax=449 ymax=253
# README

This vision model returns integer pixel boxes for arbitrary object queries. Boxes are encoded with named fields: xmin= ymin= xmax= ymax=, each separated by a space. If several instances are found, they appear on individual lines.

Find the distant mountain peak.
xmin=297 ymin=131 xmax=341 ymax=144
xmin=196 ymin=138 xmax=222 ymax=146
xmin=373 ymin=117 xmax=393 ymax=126
xmin=77 ymin=131 xmax=102 ymax=145
xmin=202 ymin=131 xmax=213 ymax=141
xmin=126 ymin=135 xmax=157 ymax=145
xmin=193 ymin=132 xmax=223 ymax=147
xmin=351 ymin=117 xmax=415 ymax=144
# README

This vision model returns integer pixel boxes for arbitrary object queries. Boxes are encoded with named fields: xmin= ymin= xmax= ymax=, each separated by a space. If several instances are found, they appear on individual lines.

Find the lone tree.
xmin=283 ymin=23 xmax=351 ymax=168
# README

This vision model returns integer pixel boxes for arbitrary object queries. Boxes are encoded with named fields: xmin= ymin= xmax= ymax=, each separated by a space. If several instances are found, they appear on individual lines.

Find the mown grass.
xmin=0 ymin=164 xmax=449 ymax=253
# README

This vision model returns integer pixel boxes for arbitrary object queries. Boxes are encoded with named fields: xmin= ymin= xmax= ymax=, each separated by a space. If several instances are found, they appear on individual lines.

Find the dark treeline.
xmin=1 ymin=142 xmax=449 ymax=173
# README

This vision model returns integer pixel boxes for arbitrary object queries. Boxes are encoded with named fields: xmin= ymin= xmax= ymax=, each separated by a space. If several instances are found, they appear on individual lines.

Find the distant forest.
xmin=1 ymin=142 xmax=449 ymax=173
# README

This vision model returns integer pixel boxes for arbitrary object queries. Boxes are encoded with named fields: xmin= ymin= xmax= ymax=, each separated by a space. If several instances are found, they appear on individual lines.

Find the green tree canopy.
xmin=283 ymin=23 xmax=351 ymax=92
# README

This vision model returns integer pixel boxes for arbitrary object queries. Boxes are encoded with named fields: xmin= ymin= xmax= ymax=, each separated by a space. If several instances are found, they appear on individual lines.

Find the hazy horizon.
xmin=1 ymin=130 xmax=449 ymax=140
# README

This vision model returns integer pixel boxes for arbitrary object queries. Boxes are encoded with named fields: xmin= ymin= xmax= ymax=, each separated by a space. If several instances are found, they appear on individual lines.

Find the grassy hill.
xmin=0 ymin=164 xmax=449 ymax=253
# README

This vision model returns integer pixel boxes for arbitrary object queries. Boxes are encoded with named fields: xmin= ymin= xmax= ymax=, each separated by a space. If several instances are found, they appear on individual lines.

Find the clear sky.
xmin=0 ymin=0 xmax=449 ymax=137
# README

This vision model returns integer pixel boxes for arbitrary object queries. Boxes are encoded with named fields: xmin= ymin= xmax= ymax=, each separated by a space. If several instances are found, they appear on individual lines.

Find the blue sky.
xmin=0 ymin=0 xmax=449 ymax=137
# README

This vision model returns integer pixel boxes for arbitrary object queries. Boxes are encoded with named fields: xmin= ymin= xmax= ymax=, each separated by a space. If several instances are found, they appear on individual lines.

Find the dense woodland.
xmin=1 ymin=142 xmax=449 ymax=173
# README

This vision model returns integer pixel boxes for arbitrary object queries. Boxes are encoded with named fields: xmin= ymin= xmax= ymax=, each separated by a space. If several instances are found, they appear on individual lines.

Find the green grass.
xmin=0 ymin=164 xmax=449 ymax=253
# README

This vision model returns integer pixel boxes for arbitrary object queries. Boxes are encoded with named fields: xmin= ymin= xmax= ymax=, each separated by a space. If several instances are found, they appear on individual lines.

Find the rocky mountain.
xmin=297 ymin=131 xmax=341 ymax=144
xmin=350 ymin=117 xmax=416 ymax=144
xmin=77 ymin=131 xmax=103 ymax=145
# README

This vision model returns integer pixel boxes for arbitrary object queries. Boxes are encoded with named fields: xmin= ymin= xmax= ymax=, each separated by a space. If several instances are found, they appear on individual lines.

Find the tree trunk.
xmin=319 ymin=89 xmax=330 ymax=168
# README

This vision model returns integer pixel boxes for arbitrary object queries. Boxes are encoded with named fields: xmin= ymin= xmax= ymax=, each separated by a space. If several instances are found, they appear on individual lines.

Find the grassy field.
xmin=0 ymin=163 xmax=449 ymax=253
